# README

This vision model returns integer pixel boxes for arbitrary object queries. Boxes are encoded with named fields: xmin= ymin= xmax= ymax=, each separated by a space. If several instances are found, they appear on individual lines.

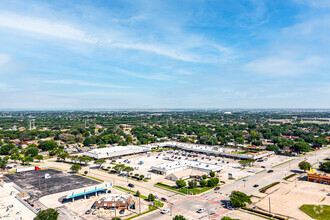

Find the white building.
xmin=83 ymin=145 xmax=151 ymax=159
xmin=151 ymin=160 xmax=223 ymax=175
xmin=151 ymin=142 xmax=274 ymax=160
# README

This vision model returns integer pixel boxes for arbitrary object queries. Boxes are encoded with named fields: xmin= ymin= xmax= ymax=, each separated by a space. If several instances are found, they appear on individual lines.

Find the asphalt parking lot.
xmin=5 ymin=169 xmax=99 ymax=198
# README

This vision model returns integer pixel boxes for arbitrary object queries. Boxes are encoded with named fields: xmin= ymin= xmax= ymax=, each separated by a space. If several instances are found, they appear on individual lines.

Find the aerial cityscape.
xmin=0 ymin=1 xmax=329 ymax=220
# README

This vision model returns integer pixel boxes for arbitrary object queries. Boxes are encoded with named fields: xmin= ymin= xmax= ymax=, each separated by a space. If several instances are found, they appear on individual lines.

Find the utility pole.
xmin=269 ymin=197 xmax=271 ymax=215
xmin=139 ymin=196 xmax=141 ymax=214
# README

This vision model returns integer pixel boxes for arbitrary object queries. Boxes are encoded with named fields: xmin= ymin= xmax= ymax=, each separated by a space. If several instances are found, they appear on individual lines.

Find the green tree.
xmin=298 ymin=161 xmax=311 ymax=172
xmin=123 ymin=166 xmax=134 ymax=177
xmin=25 ymin=146 xmax=39 ymax=157
xmin=70 ymin=164 xmax=82 ymax=173
xmin=38 ymin=140 xmax=58 ymax=151
xmin=266 ymin=145 xmax=279 ymax=153
xmin=176 ymin=179 xmax=186 ymax=188
xmin=293 ymin=142 xmax=310 ymax=153
xmin=84 ymin=170 xmax=88 ymax=175
xmin=188 ymin=180 xmax=197 ymax=188
xmin=221 ymin=217 xmax=239 ymax=220
xmin=0 ymin=157 xmax=9 ymax=169
xmin=173 ymin=215 xmax=187 ymax=220
xmin=95 ymin=159 xmax=106 ymax=168
xmin=230 ymin=191 xmax=252 ymax=207
xmin=36 ymin=155 xmax=43 ymax=162
xmin=0 ymin=143 xmax=15 ymax=155
xmin=207 ymin=178 xmax=219 ymax=187
xmin=319 ymin=161 xmax=330 ymax=173
xmin=202 ymin=174 xmax=207 ymax=179
xmin=209 ymin=171 xmax=215 ymax=177
xmin=113 ymin=164 xmax=125 ymax=174
xmin=148 ymin=193 xmax=155 ymax=201
xmin=83 ymin=137 xmax=92 ymax=146
xmin=21 ymin=156 xmax=33 ymax=165
xmin=11 ymin=153 xmax=21 ymax=163
xmin=34 ymin=208 xmax=59 ymax=220
xmin=135 ymin=191 xmax=141 ymax=197
xmin=57 ymin=153 xmax=69 ymax=161
xmin=199 ymin=179 xmax=207 ymax=187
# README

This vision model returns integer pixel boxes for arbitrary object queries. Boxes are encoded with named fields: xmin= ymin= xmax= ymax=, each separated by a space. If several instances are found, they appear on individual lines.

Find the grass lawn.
xmin=155 ymin=182 xmax=219 ymax=195
xmin=271 ymin=159 xmax=295 ymax=168
xmin=113 ymin=185 xmax=163 ymax=207
xmin=76 ymin=173 xmax=104 ymax=182
xmin=300 ymin=204 xmax=330 ymax=220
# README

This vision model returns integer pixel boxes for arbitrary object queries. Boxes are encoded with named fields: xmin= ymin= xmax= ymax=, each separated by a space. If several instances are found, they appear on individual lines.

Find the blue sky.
xmin=0 ymin=0 xmax=329 ymax=109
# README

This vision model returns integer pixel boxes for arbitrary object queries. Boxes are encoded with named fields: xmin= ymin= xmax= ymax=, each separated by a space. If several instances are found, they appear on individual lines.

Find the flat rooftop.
xmin=84 ymin=145 xmax=151 ymax=159
xmin=4 ymin=169 xmax=99 ymax=198
xmin=151 ymin=160 xmax=223 ymax=172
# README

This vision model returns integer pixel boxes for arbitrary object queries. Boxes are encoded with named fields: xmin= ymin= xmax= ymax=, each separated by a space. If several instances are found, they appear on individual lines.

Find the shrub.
xmin=200 ymin=179 xmax=207 ymax=187
xmin=148 ymin=193 xmax=155 ymax=201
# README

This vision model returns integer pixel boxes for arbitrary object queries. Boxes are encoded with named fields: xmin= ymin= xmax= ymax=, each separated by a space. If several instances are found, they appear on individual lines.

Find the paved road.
xmin=147 ymin=147 xmax=330 ymax=220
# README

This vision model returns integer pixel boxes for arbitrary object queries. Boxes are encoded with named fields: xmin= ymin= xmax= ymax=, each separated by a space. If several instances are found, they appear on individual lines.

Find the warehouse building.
xmin=83 ymin=146 xmax=151 ymax=159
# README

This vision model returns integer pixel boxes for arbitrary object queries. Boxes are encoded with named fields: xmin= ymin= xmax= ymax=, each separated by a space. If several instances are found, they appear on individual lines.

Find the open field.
xmin=252 ymin=176 xmax=330 ymax=220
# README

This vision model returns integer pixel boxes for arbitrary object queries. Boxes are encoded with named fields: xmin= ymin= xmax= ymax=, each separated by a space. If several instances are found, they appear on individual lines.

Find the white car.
xmin=197 ymin=208 xmax=206 ymax=213
xmin=161 ymin=209 xmax=170 ymax=214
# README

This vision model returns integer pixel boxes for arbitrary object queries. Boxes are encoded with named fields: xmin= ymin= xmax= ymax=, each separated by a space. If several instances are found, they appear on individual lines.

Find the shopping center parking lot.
xmin=103 ymin=150 xmax=293 ymax=181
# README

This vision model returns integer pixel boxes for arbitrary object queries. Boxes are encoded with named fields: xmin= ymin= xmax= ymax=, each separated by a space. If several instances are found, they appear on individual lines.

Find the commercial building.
xmin=301 ymin=118 xmax=330 ymax=123
xmin=65 ymin=183 xmax=112 ymax=202
xmin=307 ymin=173 xmax=330 ymax=184
xmin=165 ymin=169 xmax=206 ymax=181
xmin=153 ymin=142 xmax=274 ymax=160
xmin=151 ymin=160 xmax=223 ymax=175
xmin=83 ymin=145 xmax=151 ymax=159
xmin=93 ymin=194 xmax=133 ymax=210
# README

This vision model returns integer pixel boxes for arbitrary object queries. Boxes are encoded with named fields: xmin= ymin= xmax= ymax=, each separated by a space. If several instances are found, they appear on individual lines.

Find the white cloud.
xmin=0 ymin=13 xmax=96 ymax=43
xmin=106 ymin=66 xmax=172 ymax=81
xmin=243 ymin=56 xmax=324 ymax=77
xmin=45 ymin=79 xmax=132 ymax=89
xmin=0 ymin=12 xmax=232 ymax=63
xmin=293 ymin=0 xmax=330 ymax=8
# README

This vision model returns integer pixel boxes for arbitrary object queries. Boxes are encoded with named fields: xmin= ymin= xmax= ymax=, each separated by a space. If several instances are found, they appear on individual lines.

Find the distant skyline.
xmin=0 ymin=0 xmax=329 ymax=109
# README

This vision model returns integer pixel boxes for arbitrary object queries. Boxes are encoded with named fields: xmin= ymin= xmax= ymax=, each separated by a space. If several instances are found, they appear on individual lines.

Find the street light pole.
xmin=269 ymin=197 xmax=271 ymax=215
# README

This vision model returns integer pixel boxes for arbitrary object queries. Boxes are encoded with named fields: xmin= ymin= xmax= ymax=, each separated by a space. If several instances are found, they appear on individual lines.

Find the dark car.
xmin=161 ymin=197 xmax=167 ymax=202
xmin=85 ymin=209 xmax=92 ymax=214
xmin=214 ymin=187 xmax=221 ymax=190
xmin=119 ymin=209 xmax=125 ymax=214
xmin=128 ymin=183 xmax=135 ymax=188
xmin=267 ymin=170 xmax=274 ymax=173
xmin=253 ymin=184 xmax=259 ymax=187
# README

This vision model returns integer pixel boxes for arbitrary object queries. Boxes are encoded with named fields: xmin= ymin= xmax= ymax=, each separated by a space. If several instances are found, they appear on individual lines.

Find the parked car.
xmin=197 ymin=208 xmax=206 ymax=213
xmin=253 ymin=184 xmax=259 ymax=187
xmin=85 ymin=209 xmax=91 ymax=214
xmin=92 ymin=210 xmax=98 ymax=215
xmin=161 ymin=209 xmax=170 ymax=214
xmin=119 ymin=209 xmax=125 ymax=214
xmin=128 ymin=183 xmax=135 ymax=188
xmin=214 ymin=187 xmax=221 ymax=190
xmin=261 ymin=166 xmax=266 ymax=168
xmin=267 ymin=170 xmax=273 ymax=173
xmin=161 ymin=197 xmax=167 ymax=202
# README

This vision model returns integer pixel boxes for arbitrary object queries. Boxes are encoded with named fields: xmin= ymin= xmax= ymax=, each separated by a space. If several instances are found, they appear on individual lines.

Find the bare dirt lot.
xmin=252 ymin=176 xmax=330 ymax=220
xmin=5 ymin=169 xmax=98 ymax=198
